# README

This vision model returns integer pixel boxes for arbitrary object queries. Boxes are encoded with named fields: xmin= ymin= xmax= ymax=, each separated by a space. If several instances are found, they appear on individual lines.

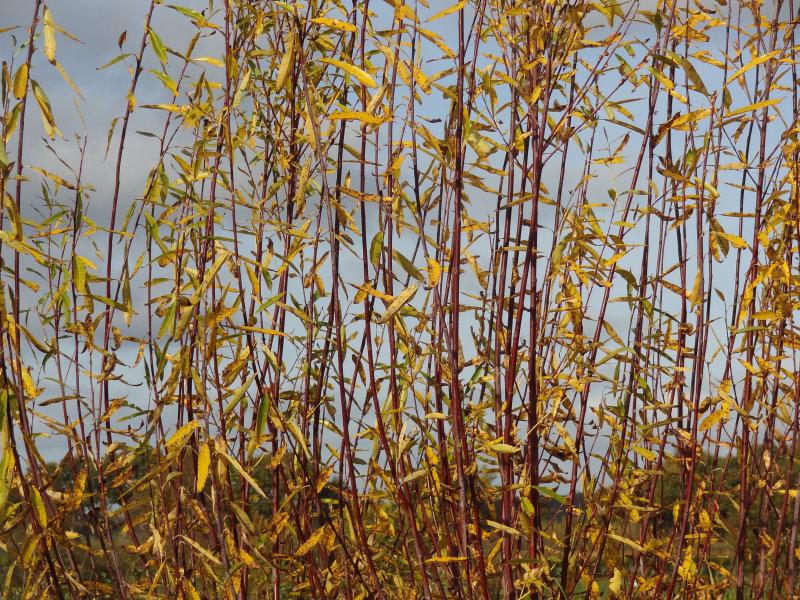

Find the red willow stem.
xmin=101 ymin=2 xmax=157 ymax=447
xmin=4 ymin=1 xmax=69 ymax=597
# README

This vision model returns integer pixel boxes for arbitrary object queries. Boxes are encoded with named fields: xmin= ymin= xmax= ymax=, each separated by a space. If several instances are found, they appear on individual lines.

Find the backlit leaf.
xmin=320 ymin=58 xmax=377 ymax=88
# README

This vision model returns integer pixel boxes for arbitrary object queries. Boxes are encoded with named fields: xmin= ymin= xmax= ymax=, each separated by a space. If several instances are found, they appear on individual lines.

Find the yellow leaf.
xmin=19 ymin=364 xmax=39 ymax=399
xmin=296 ymin=527 xmax=326 ymax=556
xmin=412 ymin=63 xmax=431 ymax=93
xmin=286 ymin=419 xmax=310 ymax=459
xmin=148 ymin=27 xmax=167 ymax=66
xmin=219 ymin=452 xmax=269 ymax=500
xmin=485 ymin=520 xmax=521 ymax=536
xmin=726 ymin=98 xmax=780 ymax=117
xmin=237 ymin=325 xmax=288 ymax=336
xmin=751 ymin=310 xmax=778 ymax=321
xmin=632 ymin=445 xmax=656 ymax=461
xmin=31 ymin=80 xmax=56 ymax=130
xmin=31 ymin=166 xmax=75 ymax=189
xmin=329 ymin=110 xmax=384 ymax=125
xmin=402 ymin=468 xmax=427 ymax=484
xmin=311 ymin=17 xmax=357 ymax=32
xmin=366 ymin=84 xmax=387 ymax=114
xmin=689 ymin=268 xmax=703 ymax=307
xmin=196 ymin=442 xmax=210 ymax=493
xmin=43 ymin=7 xmax=56 ymax=63
xmin=276 ymin=32 xmax=295 ymax=91
xmin=426 ymin=257 xmax=442 ymax=287
xmin=145 ymin=103 xmax=188 ymax=113
xmin=429 ymin=0 xmax=465 ymax=22
xmin=609 ymin=568 xmax=623 ymax=596
xmin=607 ymin=532 xmax=645 ymax=552
xmin=378 ymin=283 xmax=419 ymax=323
xmin=303 ymin=105 xmax=317 ymax=150
xmin=603 ymin=251 xmax=627 ymax=267
xmin=419 ymin=26 xmax=455 ymax=58
xmin=678 ymin=548 xmax=697 ymax=580
xmin=424 ymin=446 xmax=439 ymax=466
xmin=165 ymin=421 xmax=200 ymax=452
xmin=726 ymin=50 xmax=779 ymax=84
xmin=239 ymin=548 xmax=256 ymax=567
xmin=489 ymin=442 xmax=519 ymax=454
xmin=54 ymin=61 xmax=83 ymax=99
xmin=0 ymin=231 xmax=44 ymax=263
xmin=320 ymin=58 xmax=377 ymax=88
xmin=425 ymin=412 xmax=447 ymax=420
xmin=426 ymin=555 xmax=467 ymax=564
xmin=190 ymin=250 xmax=231 ymax=305
xmin=195 ymin=56 xmax=225 ymax=67
xmin=72 ymin=255 xmax=87 ymax=295
xmin=180 ymin=534 xmax=222 ymax=565
xmin=181 ymin=578 xmax=201 ymax=600
xmin=316 ymin=464 xmax=334 ymax=493
xmin=700 ymin=405 xmax=729 ymax=432
xmin=13 ymin=64 xmax=28 ymax=99
xmin=589 ymin=581 xmax=600 ymax=600
xmin=718 ymin=232 xmax=748 ymax=249
xmin=673 ymin=108 xmax=711 ymax=129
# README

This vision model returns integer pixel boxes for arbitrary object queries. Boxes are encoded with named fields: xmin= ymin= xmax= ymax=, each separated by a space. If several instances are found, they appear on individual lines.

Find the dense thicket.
xmin=2 ymin=0 xmax=800 ymax=598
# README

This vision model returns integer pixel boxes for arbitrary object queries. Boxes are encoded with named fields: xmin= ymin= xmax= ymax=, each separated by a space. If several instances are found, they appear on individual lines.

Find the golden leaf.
xmin=320 ymin=58 xmax=377 ymax=88
xmin=429 ymin=0 xmax=465 ymax=22
xmin=378 ymin=283 xmax=419 ymax=324
xmin=196 ymin=442 xmax=210 ymax=493
xmin=296 ymin=527 xmax=326 ymax=556
xmin=13 ymin=64 xmax=28 ymax=99
xmin=43 ymin=7 xmax=56 ymax=63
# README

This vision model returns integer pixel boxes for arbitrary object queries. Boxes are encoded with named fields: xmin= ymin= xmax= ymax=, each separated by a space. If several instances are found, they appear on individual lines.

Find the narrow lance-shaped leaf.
xmin=378 ymin=283 xmax=419 ymax=323
xmin=43 ymin=7 xmax=56 ymax=63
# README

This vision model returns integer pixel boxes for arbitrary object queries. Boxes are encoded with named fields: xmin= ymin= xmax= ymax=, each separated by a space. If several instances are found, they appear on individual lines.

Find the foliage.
xmin=1 ymin=0 xmax=800 ymax=598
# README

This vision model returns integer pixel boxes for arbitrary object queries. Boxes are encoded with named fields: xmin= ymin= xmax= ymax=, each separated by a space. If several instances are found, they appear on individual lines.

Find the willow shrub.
xmin=1 ymin=0 xmax=800 ymax=598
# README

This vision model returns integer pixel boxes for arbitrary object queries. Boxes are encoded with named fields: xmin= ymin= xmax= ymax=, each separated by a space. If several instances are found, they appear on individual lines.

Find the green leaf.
xmin=97 ymin=54 xmax=130 ymax=71
xmin=0 ymin=448 xmax=13 ymax=513
xmin=31 ymin=488 xmax=47 ymax=528
xmin=148 ymin=27 xmax=167 ymax=66
xmin=166 ymin=4 xmax=204 ymax=20
xmin=369 ymin=231 xmax=384 ymax=266
xmin=149 ymin=69 xmax=177 ymax=95
xmin=489 ymin=442 xmax=519 ymax=454
xmin=30 ymin=80 xmax=54 ymax=126
xmin=531 ymin=485 xmax=567 ymax=505
xmin=0 ymin=138 xmax=9 ymax=168
xmin=392 ymin=250 xmax=423 ymax=281
xmin=122 ymin=268 xmax=133 ymax=326
xmin=255 ymin=393 xmax=269 ymax=438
